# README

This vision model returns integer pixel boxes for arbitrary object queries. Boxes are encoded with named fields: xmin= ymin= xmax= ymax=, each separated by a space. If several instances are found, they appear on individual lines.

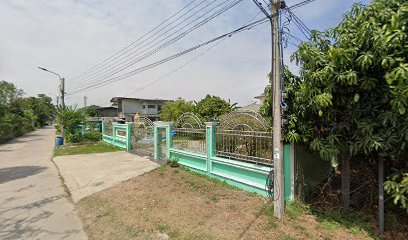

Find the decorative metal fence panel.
xmin=131 ymin=116 xmax=154 ymax=155
xmin=216 ymin=130 xmax=273 ymax=166
xmin=173 ymin=128 xmax=206 ymax=154
xmin=103 ymin=121 xmax=113 ymax=136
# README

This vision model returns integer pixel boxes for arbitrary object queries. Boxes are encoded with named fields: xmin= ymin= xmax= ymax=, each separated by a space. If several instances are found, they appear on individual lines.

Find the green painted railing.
xmin=154 ymin=121 xmax=294 ymax=201
xmin=102 ymin=122 xmax=132 ymax=151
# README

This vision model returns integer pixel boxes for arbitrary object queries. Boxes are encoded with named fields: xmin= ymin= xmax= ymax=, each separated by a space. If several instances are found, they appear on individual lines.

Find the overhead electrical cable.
xmin=121 ymin=10 xmax=264 ymax=97
xmin=67 ymin=17 xmax=270 ymax=95
xmin=69 ymin=0 xmax=200 ymax=82
xmin=67 ymin=0 xmax=317 ymax=96
xmin=68 ymin=0 xmax=241 ymax=90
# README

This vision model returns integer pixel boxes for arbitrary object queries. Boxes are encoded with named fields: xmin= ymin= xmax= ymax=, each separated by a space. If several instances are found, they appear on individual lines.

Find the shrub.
xmin=84 ymin=131 xmax=102 ymax=142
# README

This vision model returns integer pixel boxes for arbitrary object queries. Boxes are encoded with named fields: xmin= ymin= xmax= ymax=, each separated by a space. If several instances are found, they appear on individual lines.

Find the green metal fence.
xmin=102 ymin=122 xmax=132 ymax=151
xmin=153 ymin=121 xmax=294 ymax=200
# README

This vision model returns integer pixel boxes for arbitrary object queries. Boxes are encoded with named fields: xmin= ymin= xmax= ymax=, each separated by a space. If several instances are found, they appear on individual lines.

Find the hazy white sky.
xmin=0 ymin=0 xmax=370 ymax=107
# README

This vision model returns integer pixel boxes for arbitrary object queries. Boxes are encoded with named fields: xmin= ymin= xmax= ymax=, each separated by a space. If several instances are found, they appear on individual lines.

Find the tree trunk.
xmin=341 ymin=154 xmax=351 ymax=209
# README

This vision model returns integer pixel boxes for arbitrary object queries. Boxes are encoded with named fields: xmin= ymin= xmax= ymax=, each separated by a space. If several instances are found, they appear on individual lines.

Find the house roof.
xmin=98 ymin=106 xmax=117 ymax=110
xmin=110 ymin=97 xmax=171 ymax=103
xmin=254 ymin=93 xmax=265 ymax=100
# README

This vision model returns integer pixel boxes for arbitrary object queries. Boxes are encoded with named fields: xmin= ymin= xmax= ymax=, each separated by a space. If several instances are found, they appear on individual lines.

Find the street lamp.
xmin=38 ymin=67 xmax=65 ymax=139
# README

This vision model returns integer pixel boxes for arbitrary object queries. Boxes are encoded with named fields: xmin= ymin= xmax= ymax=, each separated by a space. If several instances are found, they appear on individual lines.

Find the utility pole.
xmin=271 ymin=0 xmax=284 ymax=219
xmin=60 ymin=78 xmax=65 ymax=109
xmin=84 ymin=96 xmax=88 ymax=108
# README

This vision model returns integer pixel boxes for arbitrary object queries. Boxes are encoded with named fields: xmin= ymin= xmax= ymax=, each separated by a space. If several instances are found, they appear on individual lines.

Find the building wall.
xmin=121 ymin=99 xmax=164 ymax=116
xmin=122 ymin=99 xmax=145 ymax=115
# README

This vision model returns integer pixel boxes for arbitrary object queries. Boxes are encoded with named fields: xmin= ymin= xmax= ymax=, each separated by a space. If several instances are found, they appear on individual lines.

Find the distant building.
xmin=110 ymin=97 xmax=170 ymax=122
xmin=238 ymin=93 xmax=265 ymax=112
xmin=98 ymin=106 xmax=118 ymax=117
xmin=254 ymin=93 xmax=266 ymax=105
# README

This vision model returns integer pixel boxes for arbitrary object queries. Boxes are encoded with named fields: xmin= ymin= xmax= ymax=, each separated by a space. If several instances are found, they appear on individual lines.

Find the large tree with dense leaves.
xmin=0 ymin=81 xmax=55 ymax=142
xmin=194 ymin=95 xmax=235 ymax=121
xmin=160 ymin=98 xmax=194 ymax=121
xmin=274 ymin=0 xmax=408 ymax=209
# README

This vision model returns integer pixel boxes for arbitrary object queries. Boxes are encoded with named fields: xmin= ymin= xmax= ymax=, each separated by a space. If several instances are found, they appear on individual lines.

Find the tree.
xmin=194 ymin=95 xmax=233 ymax=121
xmin=277 ymin=0 xmax=407 ymax=209
xmin=0 ymin=81 xmax=55 ymax=142
xmin=80 ymin=105 xmax=101 ymax=117
xmin=56 ymin=107 xmax=85 ymax=143
xmin=160 ymin=98 xmax=194 ymax=121
xmin=0 ymin=80 xmax=23 ymax=105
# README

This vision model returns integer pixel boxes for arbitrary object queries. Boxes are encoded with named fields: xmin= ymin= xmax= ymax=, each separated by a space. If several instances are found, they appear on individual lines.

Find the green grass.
xmin=54 ymin=142 xmax=122 ymax=157
xmin=258 ymin=203 xmax=278 ymax=229
xmin=313 ymin=208 xmax=375 ymax=236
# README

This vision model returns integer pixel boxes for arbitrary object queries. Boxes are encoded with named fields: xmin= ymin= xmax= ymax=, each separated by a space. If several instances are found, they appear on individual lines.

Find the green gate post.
xmin=102 ymin=121 xmax=105 ymax=136
xmin=206 ymin=122 xmax=216 ymax=173
xmin=126 ymin=122 xmax=132 ymax=151
xmin=154 ymin=122 xmax=171 ymax=161
xmin=154 ymin=125 xmax=159 ymax=161
xmin=112 ymin=123 xmax=117 ymax=146
xmin=284 ymin=143 xmax=294 ymax=201
xmin=167 ymin=122 xmax=173 ymax=160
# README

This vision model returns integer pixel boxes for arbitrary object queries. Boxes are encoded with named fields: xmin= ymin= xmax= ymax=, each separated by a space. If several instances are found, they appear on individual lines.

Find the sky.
xmin=0 ymin=0 xmax=371 ymax=108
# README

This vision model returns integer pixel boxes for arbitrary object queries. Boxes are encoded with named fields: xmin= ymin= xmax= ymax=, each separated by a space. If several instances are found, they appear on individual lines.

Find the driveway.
xmin=0 ymin=126 xmax=86 ymax=240
xmin=53 ymin=151 xmax=159 ymax=203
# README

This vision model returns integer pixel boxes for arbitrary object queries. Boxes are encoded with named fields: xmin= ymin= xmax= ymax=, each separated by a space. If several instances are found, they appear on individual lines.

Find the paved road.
xmin=0 ymin=127 xmax=87 ymax=240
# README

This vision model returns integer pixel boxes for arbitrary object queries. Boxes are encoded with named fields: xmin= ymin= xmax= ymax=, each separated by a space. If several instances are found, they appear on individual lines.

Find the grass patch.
xmin=54 ymin=142 xmax=122 ymax=157
xmin=285 ymin=201 xmax=310 ymax=220
xmin=313 ymin=209 xmax=374 ymax=235
xmin=258 ymin=203 xmax=278 ymax=228
xmin=277 ymin=233 xmax=295 ymax=240
xmin=76 ymin=165 xmax=377 ymax=240
xmin=181 ymin=167 xmax=241 ymax=191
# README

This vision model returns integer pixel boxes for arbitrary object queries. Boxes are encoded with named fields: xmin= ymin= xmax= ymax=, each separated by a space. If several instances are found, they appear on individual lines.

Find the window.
xmin=142 ymin=105 xmax=146 ymax=109
xmin=157 ymin=105 xmax=162 ymax=111
xmin=148 ymin=105 xmax=156 ymax=109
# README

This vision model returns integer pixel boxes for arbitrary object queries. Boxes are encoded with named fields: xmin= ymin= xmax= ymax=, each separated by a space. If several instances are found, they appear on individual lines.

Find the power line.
xmin=69 ymin=0 xmax=201 ymax=82
xmin=67 ymin=17 xmax=270 ymax=95
xmin=121 ymin=11 xmax=264 ymax=98
xmin=68 ymin=0 xmax=240 ymax=89
xmin=67 ymin=0 xmax=317 ymax=96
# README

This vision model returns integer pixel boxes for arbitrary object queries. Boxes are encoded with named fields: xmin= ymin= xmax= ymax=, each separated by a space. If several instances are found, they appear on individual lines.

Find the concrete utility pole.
xmin=84 ymin=96 xmax=88 ymax=108
xmin=60 ymin=78 xmax=65 ymax=109
xmin=271 ymin=0 xmax=284 ymax=219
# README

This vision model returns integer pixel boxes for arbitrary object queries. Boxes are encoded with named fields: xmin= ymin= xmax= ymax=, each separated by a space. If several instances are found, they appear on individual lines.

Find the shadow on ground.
xmin=0 ymin=166 xmax=47 ymax=184
xmin=0 ymin=194 xmax=81 ymax=240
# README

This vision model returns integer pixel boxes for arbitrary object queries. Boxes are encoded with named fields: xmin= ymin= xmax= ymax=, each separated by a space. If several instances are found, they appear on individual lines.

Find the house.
xmin=110 ymin=97 xmax=170 ymax=122
xmin=254 ymin=93 xmax=266 ymax=105
xmin=238 ymin=93 xmax=265 ymax=112
xmin=98 ymin=106 xmax=118 ymax=117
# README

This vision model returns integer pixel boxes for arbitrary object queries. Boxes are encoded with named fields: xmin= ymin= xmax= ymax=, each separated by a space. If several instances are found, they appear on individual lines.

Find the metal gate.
xmin=131 ymin=116 xmax=154 ymax=156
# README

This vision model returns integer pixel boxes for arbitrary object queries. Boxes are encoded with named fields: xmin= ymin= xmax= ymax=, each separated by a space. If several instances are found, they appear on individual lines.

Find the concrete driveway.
xmin=53 ymin=151 xmax=159 ymax=203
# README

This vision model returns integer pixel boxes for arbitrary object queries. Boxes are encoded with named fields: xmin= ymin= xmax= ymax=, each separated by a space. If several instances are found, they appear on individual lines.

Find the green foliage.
xmin=261 ymin=0 xmax=408 ymax=210
xmin=160 ymin=98 xmax=194 ymax=121
xmin=385 ymin=172 xmax=408 ymax=212
xmin=83 ymin=131 xmax=102 ymax=142
xmin=288 ymin=0 xmax=407 ymax=158
xmin=0 ymin=81 xmax=55 ymax=143
xmin=160 ymin=95 xmax=235 ymax=122
xmin=54 ymin=142 xmax=122 ymax=157
xmin=56 ymin=107 xmax=85 ymax=143
xmin=80 ymin=105 xmax=101 ymax=117
xmin=194 ymin=94 xmax=234 ymax=121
